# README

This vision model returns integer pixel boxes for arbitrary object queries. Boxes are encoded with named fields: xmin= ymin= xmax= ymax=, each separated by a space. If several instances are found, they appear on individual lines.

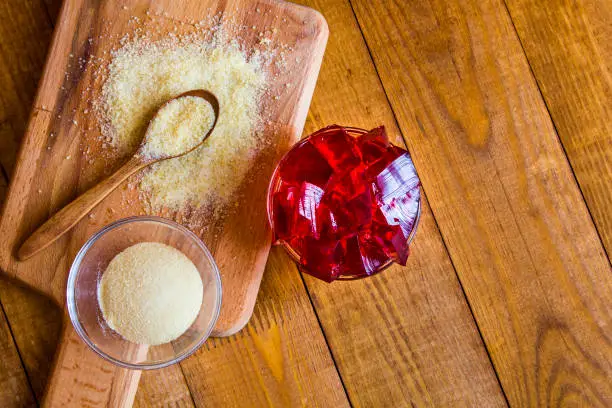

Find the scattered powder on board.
xmin=139 ymin=95 xmax=214 ymax=159
xmin=98 ymin=242 xmax=203 ymax=345
xmin=97 ymin=29 xmax=271 ymax=211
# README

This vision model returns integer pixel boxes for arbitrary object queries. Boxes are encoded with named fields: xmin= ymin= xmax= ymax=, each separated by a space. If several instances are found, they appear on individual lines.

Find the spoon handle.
xmin=18 ymin=156 xmax=146 ymax=260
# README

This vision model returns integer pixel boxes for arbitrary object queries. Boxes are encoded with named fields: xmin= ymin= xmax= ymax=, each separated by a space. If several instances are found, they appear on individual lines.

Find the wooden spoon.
xmin=17 ymin=89 xmax=219 ymax=261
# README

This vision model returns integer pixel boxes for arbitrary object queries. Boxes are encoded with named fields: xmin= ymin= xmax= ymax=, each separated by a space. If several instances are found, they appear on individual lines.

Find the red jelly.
xmin=320 ymin=166 xmax=373 ymax=234
xmin=278 ymin=141 xmax=333 ymax=187
xmin=356 ymin=126 xmax=389 ymax=164
xmin=300 ymin=237 xmax=343 ymax=282
xmin=268 ymin=125 xmax=421 ymax=282
xmin=295 ymin=182 xmax=324 ymax=238
xmin=271 ymin=186 xmax=299 ymax=240
xmin=367 ymin=209 xmax=410 ymax=265
xmin=310 ymin=125 xmax=362 ymax=172
xmin=374 ymin=153 xmax=421 ymax=238
xmin=341 ymin=235 xmax=389 ymax=277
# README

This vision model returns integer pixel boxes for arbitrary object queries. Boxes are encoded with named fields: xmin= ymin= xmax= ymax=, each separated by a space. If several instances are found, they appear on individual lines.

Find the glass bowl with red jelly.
xmin=267 ymin=125 xmax=421 ymax=282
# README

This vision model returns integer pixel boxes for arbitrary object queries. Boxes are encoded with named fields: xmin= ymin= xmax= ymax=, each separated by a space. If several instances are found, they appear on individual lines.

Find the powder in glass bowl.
xmin=139 ymin=95 xmax=214 ymax=159
xmin=98 ymin=242 xmax=203 ymax=345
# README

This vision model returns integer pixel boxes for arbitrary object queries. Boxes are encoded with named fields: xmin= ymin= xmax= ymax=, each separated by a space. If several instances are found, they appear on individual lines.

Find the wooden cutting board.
xmin=0 ymin=0 xmax=327 ymax=406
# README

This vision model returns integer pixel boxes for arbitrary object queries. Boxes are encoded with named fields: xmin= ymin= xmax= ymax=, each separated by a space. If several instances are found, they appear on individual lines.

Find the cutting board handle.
xmin=42 ymin=320 xmax=141 ymax=407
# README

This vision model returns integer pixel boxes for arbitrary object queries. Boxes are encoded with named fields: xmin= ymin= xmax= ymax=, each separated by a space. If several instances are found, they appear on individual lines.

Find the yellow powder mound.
xmin=98 ymin=242 xmax=203 ymax=345
xmin=98 ymin=33 xmax=268 ymax=210
xmin=140 ymin=95 xmax=214 ymax=159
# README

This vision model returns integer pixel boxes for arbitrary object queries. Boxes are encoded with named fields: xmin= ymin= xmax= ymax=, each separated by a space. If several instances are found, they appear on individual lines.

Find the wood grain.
xmin=0 ymin=0 xmax=52 ymax=176
xmin=0 ymin=0 xmax=58 ymax=406
xmin=504 ymin=0 xmax=612 ymax=255
xmin=3 ymin=0 xmax=608 ymax=407
xmin=350 ymin=0 xmax=612 ymax=405
xmin=0 ymin=279 xmax=61 ymax=401
xmin=41 ymin=325 xmax=142 ymax=407
xmin=134 ymin=367 xmax=195 ymax=408
xmin=288 ymin=0 xmax=507 ymax=405
xmin=43 ymin=0 xmax=62 ymax=23
xmin=0 ymin=292 xmax=36 ymax=407
xmin=178 ymin=247 xmax=349 ymax=407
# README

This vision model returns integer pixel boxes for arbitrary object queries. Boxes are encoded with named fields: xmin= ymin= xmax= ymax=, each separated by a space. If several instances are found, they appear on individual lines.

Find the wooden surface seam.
xmin=503 ymin=0 xmax=612 ymax=258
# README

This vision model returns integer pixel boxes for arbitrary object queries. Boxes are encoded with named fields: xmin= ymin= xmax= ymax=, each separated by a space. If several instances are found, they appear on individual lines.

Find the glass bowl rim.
xmin=66 ymin=215 xmax=222 ymax=370
xmin=265 ymin=125 xmax=422 ymax=281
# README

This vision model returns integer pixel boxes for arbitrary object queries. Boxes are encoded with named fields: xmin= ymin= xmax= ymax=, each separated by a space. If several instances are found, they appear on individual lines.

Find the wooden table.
xmin=0 ymin=0 xmax=610 ymax=406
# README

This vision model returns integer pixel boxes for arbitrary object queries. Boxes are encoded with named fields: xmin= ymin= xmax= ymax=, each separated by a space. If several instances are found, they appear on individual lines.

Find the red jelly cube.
xmin=340 ymin=235 xmax=366 ymax=276
xmin=357 ymin=234 xmax=391 ymax=274
xmin=320 ymin=166 xmax=374 ymax=234
xmin=373 ymin=153 xmax=421 ymax=237
xmin=377 ymin=198 xmax=420 ymax=245
xmin=317 ymin=202 xmax=344 ymax=239
xmin=300 ymin=237 xmax=343 ymax=282
xmin=340 ymin=235 xmax=389 ymax=277
xmin=341 ymin=190 xmax=373 ymax=231
xmin=294 ymin=182 xmax=325 ymax=238
xmin=374 ymin=153 xmax=419 ymax=198
xmin=272 ymin=185 xmax=299 ymax=240
xmin=325 ymin=165 xmax=368 ymax=200
xmin=310 ymin=125 xmax=362 ymax=172
xmin=367 ymin=210 xmax=410 ymax=265
xmin=357 ymin=126 xmax=390 ymax=164
xmin=365 ymin=145 xmax=405 ymax=181
xmin=317 ymin=166 xmax=369 ymax=237
xmin=321 ymin=189 xmax=373 ymax=236
xmin=394 ymin=186 xmax=420 ymax=236
xmin=279 ymin=141 xmax=333 ymax=187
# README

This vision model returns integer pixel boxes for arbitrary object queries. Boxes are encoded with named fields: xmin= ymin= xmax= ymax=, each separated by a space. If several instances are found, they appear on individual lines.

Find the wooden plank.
xmin=1 ymin=164 xmax=35 ymax=408
xmin=134 ymin=368 xmax=195 ymax=408
xmin=0 ymin=280 xmax=61 ymax=401
xmin=0 ymin=0 xmax=53 ymax=176
xmin=350 ymin=0 xmax=612 ymax=405
xmin=0 ymin=1 xmax=57 ymax=407
xmin=178 ymin=247 xmax=349 ymax=407
xmin=504 ymin=0 xmax=612 ymax=254
xmin=286 ymin=0 xmax=507 ymax=406
xmin=0 ymin=289 xmax=36 ymax=408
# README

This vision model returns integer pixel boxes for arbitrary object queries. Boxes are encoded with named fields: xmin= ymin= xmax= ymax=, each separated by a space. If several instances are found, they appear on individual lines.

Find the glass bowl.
xmin=266 ymin=126 xmax=421 ymax=281
xmin=67 ymin=216 xmax=222 ymax=369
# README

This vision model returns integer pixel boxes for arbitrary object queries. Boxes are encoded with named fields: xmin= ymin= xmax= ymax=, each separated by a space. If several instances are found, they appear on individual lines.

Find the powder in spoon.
xmin=98 ymin=242 xmax=203 ymax=345
xmin=139 ymin=95 xmax=215 ymax=159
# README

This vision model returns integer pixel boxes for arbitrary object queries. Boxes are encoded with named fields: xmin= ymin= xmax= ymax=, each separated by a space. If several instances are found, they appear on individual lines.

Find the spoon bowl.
xmin=137 ymin=89 xmax=220 ymax=162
